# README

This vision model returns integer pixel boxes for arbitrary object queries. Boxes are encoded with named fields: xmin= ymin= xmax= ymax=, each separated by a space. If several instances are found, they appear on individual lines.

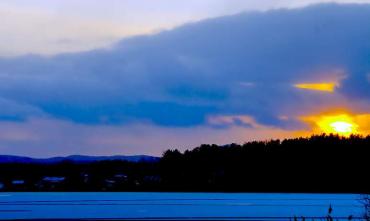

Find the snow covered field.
xmin=0 ymin=193 xmax=364 ymax=220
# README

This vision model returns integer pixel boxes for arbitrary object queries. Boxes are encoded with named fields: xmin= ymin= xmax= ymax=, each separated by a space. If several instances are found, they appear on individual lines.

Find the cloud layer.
xmin=0 ymin=3 xmax=369 ymax=156
xmin=1 ymin=0 xmax=370 ymax=56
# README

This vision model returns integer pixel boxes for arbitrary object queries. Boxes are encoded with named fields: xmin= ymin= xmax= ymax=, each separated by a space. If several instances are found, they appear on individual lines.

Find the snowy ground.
xmin=0 ymin=193 xmax=364 ymax=220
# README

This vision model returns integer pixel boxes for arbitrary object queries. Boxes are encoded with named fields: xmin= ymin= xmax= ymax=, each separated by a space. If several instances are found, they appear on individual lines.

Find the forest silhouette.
xmin=0 ymin=134 xmax=369 ymax=192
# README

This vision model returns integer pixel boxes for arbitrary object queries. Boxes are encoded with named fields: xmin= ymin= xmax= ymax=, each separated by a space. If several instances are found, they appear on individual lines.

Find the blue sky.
xmin=0 ymin=1 xmax=369 ymax=157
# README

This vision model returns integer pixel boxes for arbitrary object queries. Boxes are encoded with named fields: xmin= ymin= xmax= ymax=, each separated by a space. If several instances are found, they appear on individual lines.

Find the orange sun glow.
xmin=300 ymin=112 xmax=370 ymax=137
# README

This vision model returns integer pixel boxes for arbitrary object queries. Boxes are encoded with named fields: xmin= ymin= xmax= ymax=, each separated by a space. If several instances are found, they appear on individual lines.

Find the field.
xmin=0 ymin=193 xmax=365 ymax=220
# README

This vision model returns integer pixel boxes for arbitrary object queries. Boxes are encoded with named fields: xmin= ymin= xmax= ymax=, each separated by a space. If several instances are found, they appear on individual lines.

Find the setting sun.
xmin=329 ymin=121 xmax=355 ymax=134
xmin=300 ymin=113 xmax=365 ymax=137
xmin=316 ymin=115 xmax=358 ymax=136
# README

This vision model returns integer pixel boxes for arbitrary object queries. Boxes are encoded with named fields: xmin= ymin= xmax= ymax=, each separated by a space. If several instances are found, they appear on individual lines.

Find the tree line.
xmin=0 ymin=134 xmax=369 ymax=192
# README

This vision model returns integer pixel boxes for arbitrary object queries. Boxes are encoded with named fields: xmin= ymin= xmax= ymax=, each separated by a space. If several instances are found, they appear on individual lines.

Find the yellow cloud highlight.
xmin=301 ymin=112 xmax=370 ymax=137
xmin=294 ymin=82 xmax=337 ymax=92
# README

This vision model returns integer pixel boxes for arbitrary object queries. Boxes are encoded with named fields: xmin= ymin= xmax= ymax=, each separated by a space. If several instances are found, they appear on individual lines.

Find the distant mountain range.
xmin=0 ymin=155 xmax=159 ymax=164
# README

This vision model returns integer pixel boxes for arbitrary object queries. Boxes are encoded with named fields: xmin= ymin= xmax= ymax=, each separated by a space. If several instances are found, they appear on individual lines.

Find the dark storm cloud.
xmin=0 ymin=3 xmax=369 ymax=128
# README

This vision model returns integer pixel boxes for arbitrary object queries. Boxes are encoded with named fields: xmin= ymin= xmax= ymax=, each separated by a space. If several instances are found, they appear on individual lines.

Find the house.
xmin=82 ymin=173 xmax=89 ymax=183
xmin=113 ymin=174 xmax=128 ymax=181
xmin=36 ymin=176 xmax=65 ymax=190
xmin=143 ymin=175 xmax=161 ymax=183
xmin=104 ymin=174 xmax=129 ymax=189
xmin=11 ymin=180 xmax=25 ymax=185
xmin=11 ymin=180 xmax=26 ymax=190
xmin=104 ymin=179 xmax=116 ymax=188
xmin=42 ymin=177 xmax=65 ymax=183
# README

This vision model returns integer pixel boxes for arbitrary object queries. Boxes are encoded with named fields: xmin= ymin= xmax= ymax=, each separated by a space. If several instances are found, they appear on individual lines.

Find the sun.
xmin=316 ymin=114 xmax=358 ymax=136
xmin=302 ymin=113 xmax=360 ymax=137
xmin=300 ymin=112 xmax=370 ymax=137
xmin=322 ymin=117 xmax=358 ymax=136
xmin=329 ymin=121 xmax=354 ymax=134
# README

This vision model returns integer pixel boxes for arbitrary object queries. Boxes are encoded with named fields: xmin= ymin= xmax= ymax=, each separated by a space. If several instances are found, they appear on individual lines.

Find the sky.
xmin=0 ymin=0 xmax=370 ymax=157
xmin=1 ymin=0 xmax=370 ymax=56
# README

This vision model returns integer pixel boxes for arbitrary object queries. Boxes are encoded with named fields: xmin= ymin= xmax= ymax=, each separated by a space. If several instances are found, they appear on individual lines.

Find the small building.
xmin=143 ymin=175 xmax=161 ymax=183
xmin=82 ymin=173 xmax=89 ymax=183
xmin=36 ymin=177 xmax=65 ymax=190
xmin=104 ymin=179 xmax=116 ymax=188
xmin=10 ymin=180 xmax=26 ymax=190
xmin=113 ymin=174 xmax=128 ymax=181
xmin=11 ymin=180 xmax=25 ymax=185
xmin=42 ymin=177 xmax=65 ymax=183
xmin=104 ymin=174 xmax=129 ymax=189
